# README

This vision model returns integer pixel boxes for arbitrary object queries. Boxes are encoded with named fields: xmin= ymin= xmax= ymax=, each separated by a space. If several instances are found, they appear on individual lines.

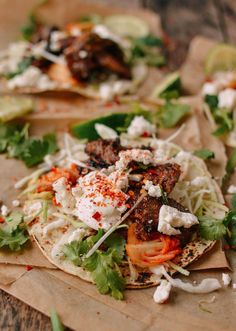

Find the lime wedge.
xmin=151 ymin=71 xmax=181 ymax=99
xmin=0 ymin=96 xmax=33 ymax=122
xmin=104 ymin=15 xmax=149 ymax=38
xmin=205 ymin=44 xmax=236 ymax=75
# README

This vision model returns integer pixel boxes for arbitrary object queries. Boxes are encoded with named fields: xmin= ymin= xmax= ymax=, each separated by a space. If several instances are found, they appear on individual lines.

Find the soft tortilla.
xmin=27 ymin=139 xmax=225 ymax=289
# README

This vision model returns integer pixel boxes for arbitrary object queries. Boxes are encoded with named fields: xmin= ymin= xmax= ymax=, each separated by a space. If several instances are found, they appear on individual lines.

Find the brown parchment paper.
xmin=180 ymin=36 xmax=217 ymax=95
xmin=0 ymin=265 xmax=235 ymax=331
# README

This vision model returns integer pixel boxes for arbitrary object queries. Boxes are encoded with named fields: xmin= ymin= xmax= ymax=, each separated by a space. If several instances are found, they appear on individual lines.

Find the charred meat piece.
xmin=85 ymin=138 xmax=123 ymax=167
xmin=64 ymin=33 xmax=131 ymax=83
xmin=126 ymin=194 xmax=196 ymax=246
xmin=130 ymin=163 xmax=181 ymax=194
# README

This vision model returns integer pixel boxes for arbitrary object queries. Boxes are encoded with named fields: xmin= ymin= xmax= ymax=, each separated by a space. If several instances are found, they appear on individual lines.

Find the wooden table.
xmin=0 ymin=0 xmax=235 ymax=330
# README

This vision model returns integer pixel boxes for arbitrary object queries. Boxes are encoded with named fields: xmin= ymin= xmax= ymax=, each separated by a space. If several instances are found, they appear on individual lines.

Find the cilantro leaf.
xmin=83 ymin=248 xmax=125 ymax=300
xmin=5 ymin=211 xmax=24 ymax=232
xmin=0 ymin=122 xmax=58 ymax=167
xmin=193 ymin=149 xmax=215 ymax=160
xmin=21 ymin=14 xmax=38 ymax=41
xmin=6 ymin=57 xmax=33 ymax=79
xmin=0 ymin=226 xmax=29 ymax=251
xmin=222 ymin=148 xmax=236 ymax=191
xmin=63 ymin=231 xmax=126 ymax=299
xmin=198 ymin=215 xmax=227 ymax=240
xmin=155 ymin=101 xmax=190 ymax=128
xmin=231 ymin=194 xmax=236 ymax=210
xmin=50 ymin=308 xmax=64 ymax=331
xmin=130 ymin=34 xmax=165 ymax=68
xmin=105 ymin=233 xmax=126 ymax=260
xmin=204 ymin=94 xmax=218 ymax=109
xmin=223 ymin=209 xmax=236 ymax=250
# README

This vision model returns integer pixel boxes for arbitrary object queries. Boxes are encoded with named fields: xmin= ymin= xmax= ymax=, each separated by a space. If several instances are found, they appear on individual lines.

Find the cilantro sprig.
xmin=63 ymin=231 xmax=126 ymax=299
xmin=193 ymin=149 xmax=215 ymax=160
xmin=154 ymin=101 xmax=190 ymax=128
xmin=0 ymin=122 xmax=58 ymax=167
xmin=204 ymin=94 xmax=233 ymax=136
xmin=0 ymin=211 xmax=29 ymax=251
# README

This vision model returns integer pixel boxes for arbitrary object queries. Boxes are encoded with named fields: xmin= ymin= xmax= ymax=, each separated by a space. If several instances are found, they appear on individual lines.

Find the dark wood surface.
xmin=0 ymin=1 xmax=236 ymax=330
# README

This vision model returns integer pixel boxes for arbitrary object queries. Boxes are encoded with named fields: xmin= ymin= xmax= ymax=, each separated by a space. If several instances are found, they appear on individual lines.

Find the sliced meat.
xmin=130 ymin=163 xmax=181 ymax=194
xmin=64 ymin=33 xmax=131 ymax=83
xmin=85 ymin=138 xmax=123 ymax=167
xmin=126 ymin=193 xmax=196 ymax=247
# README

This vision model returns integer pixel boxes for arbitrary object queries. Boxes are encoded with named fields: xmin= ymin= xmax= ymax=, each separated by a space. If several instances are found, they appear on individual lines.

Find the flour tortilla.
xmin=26 ymin=141 xmax=225 ymax=289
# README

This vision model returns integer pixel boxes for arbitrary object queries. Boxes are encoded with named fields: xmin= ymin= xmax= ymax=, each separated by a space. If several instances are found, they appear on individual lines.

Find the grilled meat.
xmin=85 ymin=138 xmax=123 ymax=167
xmin=64 ymin=33 xmax=131 ymax=83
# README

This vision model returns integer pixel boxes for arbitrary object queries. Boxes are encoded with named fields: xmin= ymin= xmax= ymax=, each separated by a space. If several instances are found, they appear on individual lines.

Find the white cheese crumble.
xmin=218 ymin=88 xmax=236 ymax=110
xmin=50 ymin=31 xmax=67 ymax=52
xmin=153 ymin=280 xmax=172 ymax=304
xmin=98 ymin=80 xmax=132 ymax=101
xmin=233 ymin=283 xmax=236 ymax=289
xmin=95 ymin=123 xmax=118 ymax=140
xmin=222 ymin=273 xmax=231 ymax=286
xmin=143 ymin=180 xmax=162 ymax=198
xmin=158 ymin=205 xmax=199 ymax=236
xmin=12 ymin=200 xmax=20 ymax=207
xmin=7 ymin=66 xmax=56 ymax=90
xmin=72 ymin=171 xmax=128 ymax=230
xmin=202 ymin=82 xmax=219 ymax=96
xmin=127 ymin=116 xmax=156 ymax=138
xmin=227 ymin=185 xmax=236 ymax=194
xmin=116 ymin=149 xmax=155 ymax=170
xmin=53 ymin=177 xmax=75 ymax=213
xmin=1 ymin=205 xmax=9 ymax=217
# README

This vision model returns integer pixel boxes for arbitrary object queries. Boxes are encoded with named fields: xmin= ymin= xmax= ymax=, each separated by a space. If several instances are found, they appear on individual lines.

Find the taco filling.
xmin=21 ymin=115 xmax=227 ymax=300
xmin=0 ymin=14 xmax=165 ymax=99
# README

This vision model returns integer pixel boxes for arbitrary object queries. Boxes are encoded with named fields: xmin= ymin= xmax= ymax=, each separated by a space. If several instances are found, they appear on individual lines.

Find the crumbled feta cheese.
xmin=12 ymin=200 xmax=20 ymax=207
xmin=95 ymin=123 xmax=118 ymax=139
xmin=50 ymin=31 xmax=66 ymax=52
xmin=143 ymin=180 xmax=162 ymax=198
xmin=158 ymin=205 xmax=199 ymax=235
xmin=78 ymin=50 xmax=88 ymax=59
xmin=43 ymin=219 xmax=68 ymax=237
xmin=202 ymin=82 xmax=219 ymax=96
xmin=153 ymin=280 xmax=172 ymax=304
xmin=53 ymin=177 xmax=75 ymax=213
xmin=1 ymin=205 xmax=9 ymax=217
xmin=98 ymin=81 xmax=132 ymax=101
xmin=72 ymin=171 xmax=128 ymax=230
xmin=7 ymin=66 xmax=56 ymax=90
xmin=116 ymin=149 xmax=155 ymax=170
xmin=127 ymin=116 xmax=156 ymax=138
xmin=233 ymin=283 xmax=236 ymax=289
xmin=227 ymin=185 xmax=236 ymax=194
xmin=218 ymin=88 xmax=236 ymax=110
xmin=222 ymin=273 xmax=231 ymax=286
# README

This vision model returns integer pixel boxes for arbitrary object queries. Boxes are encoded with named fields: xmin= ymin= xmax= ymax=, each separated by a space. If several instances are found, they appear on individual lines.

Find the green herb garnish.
xmin=50 ymin=308 xmax=64 ymax=331
xmin=193 ymin=149 xmax=215 ymax=160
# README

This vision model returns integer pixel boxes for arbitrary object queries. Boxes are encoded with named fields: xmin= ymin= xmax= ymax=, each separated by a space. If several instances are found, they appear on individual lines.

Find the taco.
xmin=21 ymin=112 xmax=227 ymax=299
xmin=0 ymin=6 xmax=165 ymax=100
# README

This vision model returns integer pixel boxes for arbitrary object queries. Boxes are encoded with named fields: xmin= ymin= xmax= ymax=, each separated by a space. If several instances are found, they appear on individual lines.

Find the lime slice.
xmin=205 ymin=44 xmax=236 ymax=75
xmin=71 ymin=113 xmax=128 ymax=141
xmin=104 ymin=15 xmax=149 ymax=38
xmin=0 ymin=96 xmax=33 ymax=122
xmin=151 ymin=72 xmax=181 ymax=99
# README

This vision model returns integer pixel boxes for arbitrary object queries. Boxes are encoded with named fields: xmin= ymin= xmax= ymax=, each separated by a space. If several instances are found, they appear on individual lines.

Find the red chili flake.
xmin=92 ymin=212 xmax=102 ymax=222
xmin=141 ymin=131 xmax=150 ymax=138
xmin=0 ymin=217 xmax=5 ymax=223
xmin=148 ymin=169 xmax=157 ymax=175
xmin=53 ymin=197 xmax=61 ymax=207
xmin=128 ymin=190 xmax=134 ymax=197
xmin=223 ymin=244 xmax=230 ymax=250
xmin=25 ymin=265 xmax=33 ymax=271
xmin=125 ymin=204 xmax=131 ymax=209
